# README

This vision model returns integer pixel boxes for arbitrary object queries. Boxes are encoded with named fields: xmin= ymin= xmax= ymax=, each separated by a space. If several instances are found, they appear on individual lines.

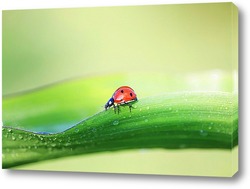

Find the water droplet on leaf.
xmin=200 ymin=130 xmax=208 ymax=136
xmin=113 ymin=120 xmax=119 ymax=126
xmin=51 ymin=143 xmax=56 ymax=147
xmin=65 ymin=142 xmax=71 ymax=147
xmin=18 ymin=135 xmax=23 ymax=140
xmin=74 ymin=128 xmax=79 ymax=133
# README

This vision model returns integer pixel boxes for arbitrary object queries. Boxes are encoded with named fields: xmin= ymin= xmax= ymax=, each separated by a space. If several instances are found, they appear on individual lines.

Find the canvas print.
xmin=2 ymin=2 xmax=238 ymax=177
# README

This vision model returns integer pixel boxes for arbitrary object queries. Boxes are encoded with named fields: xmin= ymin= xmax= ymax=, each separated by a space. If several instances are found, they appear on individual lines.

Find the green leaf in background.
xmin=2 ymin=92 xmax=238 ymax=169
xmin=2 ymin=71 xmax=235 ymax=133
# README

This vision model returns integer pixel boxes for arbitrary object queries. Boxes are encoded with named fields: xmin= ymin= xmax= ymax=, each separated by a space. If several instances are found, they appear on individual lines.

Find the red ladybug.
xmin=105 ymin=86 xmax=138 ymax=113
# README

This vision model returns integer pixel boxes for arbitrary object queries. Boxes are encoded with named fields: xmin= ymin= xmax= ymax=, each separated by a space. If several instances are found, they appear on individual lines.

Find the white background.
xmin=0 ymin=0 xmax=248 ymax=188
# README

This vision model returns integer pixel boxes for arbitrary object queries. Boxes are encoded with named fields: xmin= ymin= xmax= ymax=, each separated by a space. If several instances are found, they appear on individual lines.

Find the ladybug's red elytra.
xmin=105 ymin=86 xmax=138 ymax=113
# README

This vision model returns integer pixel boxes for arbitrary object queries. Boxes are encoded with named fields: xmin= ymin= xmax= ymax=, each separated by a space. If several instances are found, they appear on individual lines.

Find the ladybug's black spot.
xmin=130 ymin=93 xmax=133 ymax=97
xmin=121 ymin=90 xmax=124 ymax=93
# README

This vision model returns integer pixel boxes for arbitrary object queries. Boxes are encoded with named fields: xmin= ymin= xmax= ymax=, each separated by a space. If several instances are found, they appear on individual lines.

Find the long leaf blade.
xmin=2 ymin=92 xmax=238 ymax=168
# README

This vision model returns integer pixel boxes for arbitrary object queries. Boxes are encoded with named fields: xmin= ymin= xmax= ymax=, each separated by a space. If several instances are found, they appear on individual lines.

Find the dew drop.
xmin=200 ymin=130 xmax=208 ymax=136
xmin=51 ymin=143 xmax=56 ymax=147
xmin=65 ymin=142 xmax=71 ymax=147
xmin=18 ymin=135 xmax=23 ymax=140
xmin=113 ymin=120 xmax=119 ymax=126
xmin=74 ymin=128 xmax=79 ymax=133
xmin=27 ymin=135 xmax=32 ymax=141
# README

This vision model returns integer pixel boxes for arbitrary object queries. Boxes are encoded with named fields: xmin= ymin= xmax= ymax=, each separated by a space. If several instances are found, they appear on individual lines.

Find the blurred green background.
xmin=3 ymin=3 xmax=237 ymax=95
xmin=2 ymin=3 xmax=237 ymax=133
xmin=2 ymin=3 xmax=238 ymax=176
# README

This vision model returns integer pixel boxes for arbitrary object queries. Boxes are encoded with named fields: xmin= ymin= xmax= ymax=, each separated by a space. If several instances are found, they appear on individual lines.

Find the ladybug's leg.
xmin=117 ymin=105 xmax=120 ymax=114
xmin=129 ymin=105 xmax=132 ymax=112
xmin=124 ymin=102 xmax=132 ymax=112
xmin=113 ymin=104 xmax=117 ymax=114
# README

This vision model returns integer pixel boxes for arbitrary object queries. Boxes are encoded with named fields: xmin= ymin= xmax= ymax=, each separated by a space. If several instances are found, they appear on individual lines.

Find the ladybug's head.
xmin=105 ymin=97 xmax=114 ymax=110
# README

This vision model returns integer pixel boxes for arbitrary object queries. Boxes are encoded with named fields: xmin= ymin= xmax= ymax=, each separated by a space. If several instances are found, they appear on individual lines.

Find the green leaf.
xmin=2 ymin=92 xmax=238 ymax=168
xmin=2 ymin=72 xmax=234 ymax=133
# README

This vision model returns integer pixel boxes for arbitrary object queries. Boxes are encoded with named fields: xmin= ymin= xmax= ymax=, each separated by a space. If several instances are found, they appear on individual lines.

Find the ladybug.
xmin=105 ymin=86 xmax=138 ymax=113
